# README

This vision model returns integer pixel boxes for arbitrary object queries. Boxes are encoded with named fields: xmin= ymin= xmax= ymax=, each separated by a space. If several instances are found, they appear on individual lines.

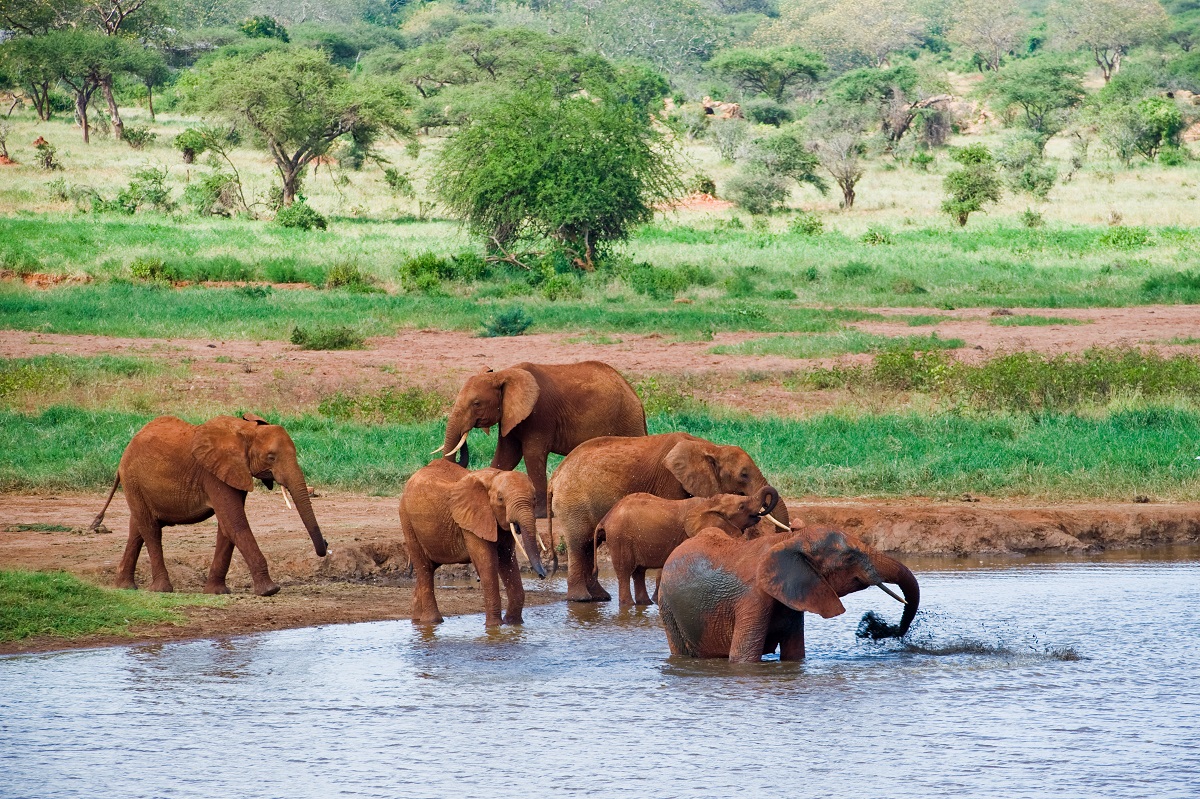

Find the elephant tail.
xmin=89 ymin=471 xmax=122 ymax=532
xmin=546 ymin=483 xmax=559 ymax=576
xmin=592 ymin=521 xmax=607 ymax=578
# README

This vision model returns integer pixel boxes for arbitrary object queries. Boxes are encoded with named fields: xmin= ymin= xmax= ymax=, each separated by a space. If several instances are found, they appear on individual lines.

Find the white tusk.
xmin=438 ymin=432 xmax=468 ymax=459
xmin=876 ymin=583 xmax=907 ymax=605
xmin=765 ymin=513 xmax=790 ymax=531
xmin=430 ymin=444 xmax=445 ymax=454
xmin=538 ymin=533 xmax=551 ymax=555
xmin=281 ymin=486 xmax=294 ymax=511
xmin=510 ymin=522 xmax=519 ymax=541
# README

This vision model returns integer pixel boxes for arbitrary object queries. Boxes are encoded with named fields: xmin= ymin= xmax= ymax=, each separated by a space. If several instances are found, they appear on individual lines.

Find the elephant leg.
xmin=141 ymin=519 xmax=173 ymax=593
xmin=615 ymin=558 xmax=634 ymax=607
xmin=522 ymin=445 xmax=550 ymax=519
xmin=777 ymin=614 xmax=807 ymax=662
xmin=496 ymin=537 xmax=525 ymax=625
xmin=465 ymin=536 xmax=503 ymax=627
xmin=208 ymin=480 xmax=277 ymax=597
xmin=728 ymin=606 xmax=771 ymax=664
xmin=115 ymin=523 xmax=144 ymax=590
xmin=491 ymin=434 xmax=523 ymax=471
xmin=410 ymin=550 xmax=443 ymax=625
xmin=565 ymin=522 xmax=600 ymax=602
xmin=204 ymin=525 xmax=235 ymax=594
xmin=632 ymin=567 xmax=653 ymax=606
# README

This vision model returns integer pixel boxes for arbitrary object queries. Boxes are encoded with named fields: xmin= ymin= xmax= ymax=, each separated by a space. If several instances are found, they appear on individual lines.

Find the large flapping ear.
xmin=499 ymin=368 xmax=539 ymax=437
xmin=756 ymin=538 xmax=846 ymax=618
xmin=242 ymin=412 xmax=269 ymax=425
xmin=682 ymin=500 xmax=736 ymax=536
xmin=191 ymin=418 xmax=254 ymax=491
xmin=448 ymin=474 xmax=499 ymax=542
xmin=664 ymin=439 xmax=722 ymax=498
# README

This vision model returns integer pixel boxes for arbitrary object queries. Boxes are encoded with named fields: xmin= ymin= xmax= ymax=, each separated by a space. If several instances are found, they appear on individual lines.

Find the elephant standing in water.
xmin=434 ymin=361 xmax=647 ymax=517
xmin=549 ymin=432 xmax=790 ymax=602
xmin=594 ymin=487 xmax=780 ymax=607
xmin=90 ymin=414 xmax=328 ymax=597
xmin=658 ymin=526 xmax=919 ymax=662
xmin=399 ymin=460 xmax=549 ymax=627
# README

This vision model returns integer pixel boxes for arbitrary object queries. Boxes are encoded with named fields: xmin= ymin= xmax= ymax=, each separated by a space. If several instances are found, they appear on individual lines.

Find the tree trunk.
xmin=75 ymin=92 xmax=90 ymax=144
xmin=100 ymin=77 xmax=124 ymax=140
xmin=146 ymin=84 xmax=155 ymax=121
xmin=840 ymin=180 xmax=855 ymax=210
xmin=282 ymin=172 xmax=298 ymax=206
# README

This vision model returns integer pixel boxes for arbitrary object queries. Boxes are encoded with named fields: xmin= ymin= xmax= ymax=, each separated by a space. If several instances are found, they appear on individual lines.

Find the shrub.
xmin=942 ymin=144 xmax=1001 ymax=226
xmin=686 ymin=173 xmax=717 ymax=196
xmin=744 ymin=99 xmax=793 ymax=127
xmin=997 ymin=134 xmax=1057 ymax=199
xmin=318 ymin=386 xmax=448 ymax=423
xmin=1021 ymin=208 xmax=1045 ymax=228
xmin=723 ymin=270 xmax=757 ymax=297
xmin=399 ymin=251 xmax=487 ymax=292
xmin=115 ymin=166 xmax=174 ymax=214
xmin=1141 ymin=270 xmax=1200 ymax=302
xmin=236 ymin=284 xmax=272 ymax=299
xmin=123 ymin=125 xmax=157 ymax=150
xmin=726 ymin=172 xmax=789 ymax=215
xmin=541 ymin=273 xmax=584 ymax=300
xmin=479 ymin=307 xmax=533 ymax=337
xmin=46 ymin=178 xmax=70 ymax=202
xmin=909 ymin=150 xmax=935 ymax=171
xmin=173 ymin=128 xmax=208 ymax=164
xmin=290 ymin=325 xmax=364 ymax=350
xmin=183 ymin=171 xmax=241 ymax=216
xmin=788 ymin=212 xmax=823 ymax=236
xmin=325 ymin=261 xmax=377 ymax=291
xmin=1099 ymin=226 xmax=1151 ymax=249
xmin=860 ymin=226 xmax=894 ymax=245
xmin=1158 ymin=145 xmax=1191 ymax=167
xmin=34 ymin=137 xmax=60 ymax=170
xmin=620 ymin=261 xmax=713 ymax=299
xmin=799 ymin=265 xmax=820 ymax=282
xmin=129 ymin=257 xmax=176 ymax=283
xmin=382 ymin=167 xmax=414 ymax=196
xmin=275 ymin=202 xmax=327 ymax=231
xmin=710 ymin=118 xmax=750 ymax=161
xmin=240 ymin=15 xmax=289 ymax=41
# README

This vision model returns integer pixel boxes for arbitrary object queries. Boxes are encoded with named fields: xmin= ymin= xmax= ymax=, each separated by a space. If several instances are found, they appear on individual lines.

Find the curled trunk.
xmin=871 ymin=554 xmax=920 ymax=637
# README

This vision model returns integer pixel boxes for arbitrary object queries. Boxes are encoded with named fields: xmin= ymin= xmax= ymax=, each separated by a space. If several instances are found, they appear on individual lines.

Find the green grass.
xmin=2 ymin=523 xmax=73 ymax=532
xmin=990 ymin=314 xmax=1087 ymax=327
xmin=0 ymin=354 xmax=160 ymax=400
xmin=3 ymin=403 xmax=1198 ymax=501
xmin=711 ymin=331 xmax=963 ymax=359
xmin=0 ymin=570 xmax=222 ymax=642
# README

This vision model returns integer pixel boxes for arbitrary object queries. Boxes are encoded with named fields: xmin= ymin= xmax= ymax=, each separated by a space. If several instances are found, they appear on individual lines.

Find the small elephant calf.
xmin=593 ymin=486 xmax=781 ymax=607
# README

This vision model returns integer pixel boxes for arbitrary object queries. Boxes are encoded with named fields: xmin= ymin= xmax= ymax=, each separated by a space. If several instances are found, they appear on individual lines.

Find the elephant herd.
xmin=91 ymin=360 xmax=920 ymax=663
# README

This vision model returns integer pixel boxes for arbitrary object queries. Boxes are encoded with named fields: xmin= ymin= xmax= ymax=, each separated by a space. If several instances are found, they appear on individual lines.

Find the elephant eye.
xmin=267 ymin=453 xmax=276 ymax=461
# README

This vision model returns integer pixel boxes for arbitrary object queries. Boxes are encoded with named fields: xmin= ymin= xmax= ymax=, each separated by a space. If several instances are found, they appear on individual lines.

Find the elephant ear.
xmin=756 ymin=539 xmax=846 ymax=619
xmin=499 ymin=368 xmax=540 ymax=437
xmin=448 ymin=474 xmax=499 ymax=542
xmin=665 ymin=439 xmax=722 ymax=498
xmin=242 ymin=412 xmax=269 ymax=425
xmin=191 ymin=419 xmax=254 ymax=492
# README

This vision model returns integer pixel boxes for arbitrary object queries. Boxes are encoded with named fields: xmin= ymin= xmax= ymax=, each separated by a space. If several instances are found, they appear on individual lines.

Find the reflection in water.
xmin=3 ymin=560 xmax=1200 ymax=798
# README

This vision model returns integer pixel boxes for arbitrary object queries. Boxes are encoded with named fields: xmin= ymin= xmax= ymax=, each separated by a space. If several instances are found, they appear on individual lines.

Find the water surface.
xmin=3 ymin=559 xmax=1198 ymax=798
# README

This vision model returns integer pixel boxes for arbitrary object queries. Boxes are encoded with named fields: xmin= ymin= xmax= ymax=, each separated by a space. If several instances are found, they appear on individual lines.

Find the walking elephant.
xmin=549 ymin=432 xmax=790 ymax=602
xmin=658 ymin=526 xmax=920 ymax=663
xmin=399 ymin=459 xmax=549 ymax=627
xmin=595 ymin=487 xmax=780 ymax=607
xmin=90 ymin=414 xmax=328 ymax=597
xmin=433 ymin=361 xmax=647 ymax=517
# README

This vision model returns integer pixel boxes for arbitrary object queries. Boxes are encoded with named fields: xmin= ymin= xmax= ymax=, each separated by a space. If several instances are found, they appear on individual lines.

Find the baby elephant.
xmin=399 ymin=460 xmax=550 ymax=627
xmin=594 ymin=486 xmax=782 ymax=607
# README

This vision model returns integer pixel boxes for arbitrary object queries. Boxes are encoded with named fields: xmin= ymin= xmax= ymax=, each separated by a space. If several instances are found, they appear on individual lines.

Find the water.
xmin=3 ymin=558 xmax=1199 ymax=798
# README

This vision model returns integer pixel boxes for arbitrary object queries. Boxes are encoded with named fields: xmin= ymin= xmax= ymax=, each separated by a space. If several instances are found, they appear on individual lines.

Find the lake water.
xmin=3 ymin=555 xmax=1199 ymax=798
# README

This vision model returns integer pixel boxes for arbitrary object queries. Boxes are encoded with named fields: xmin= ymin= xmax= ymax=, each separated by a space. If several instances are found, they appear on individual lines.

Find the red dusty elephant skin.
xmin=658 ymin=526 xmax=919 ymax=663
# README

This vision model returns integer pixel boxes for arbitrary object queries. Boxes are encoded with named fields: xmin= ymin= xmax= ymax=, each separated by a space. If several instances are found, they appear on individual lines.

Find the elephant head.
xmin=436 ymin=367 xmax=540 ymax=467
xmin=757 ymin=528 xmax=919 ymax=637
xmin=664 ymin=438 xmax=790 ymax=529
xmin=447 ymin=468 xmax=548 ymax=578
xmin=191 ymin=413 xmax=329 ymax=558
xmin=683 ymin=486 xmax=780 ymax=537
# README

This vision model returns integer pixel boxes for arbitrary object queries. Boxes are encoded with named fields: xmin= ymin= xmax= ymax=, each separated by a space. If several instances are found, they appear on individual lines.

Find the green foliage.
xmin=997 ymin=134 xmax=1058 ymax=199
xmin=860 ymin=227 xmax=894 ymax=246
xmin=399 ymin=252 xmax=487 ymax=292
xmin=290 ymin=325 xmax=365 ymax=350
xmin=746 ymin=127 xmax=829 ymax=195
xmin=122 ymin=125 xmax=156 ymax=150
xmin=743 ymin=99 xmax=793 ymax=127
xmin=1021 ymin=208 xmax=1046 ymax=228
xmin=324 ymin=261 xmax=378 ymax=292
xmin=619 ymin=261 xmax=715 ymax=299
xmin=942 ymin=144 xmax=1002 ymax=226
xmin=435 ymin=84 xmax=682 ymax=264
xmin=686 ymin=173 xmax=717 ymax=196
xmin=182 ymin=171 xmax=241 ymax=216
xmin=34 ymin=138 xmax=60 ymax=170
xmin=318 ymin=386 xmax=449 ymax=424
xmin=382 ymin=167 xmax=414 ymax=196
xmin=275 ymin=202 xmax=327 ymax=231
xmin=116 ymin=166 xmax=174 ymax=214
xmin=480 ymin=307 xmax=533 ymax=337
xmin=726 ymin=172 xmax=789 ymax=215
xmin=0 ymin=355 xmax=157 ymax=401
xmin=987 ymin=58 xmax=1085 ymax=145
xmin=128 ymin=256 xmax=175 ymax=283
xmin=1132 ymin=96 xmax=1186 ymax=160
xmin=708 ymin=47 xmax=826 ymax=102
xmin=1099 ymin=226 xmax=1151 ymax=249
xmin=0 ymin=570 xmax=218 ymax=642
xmin=240 ymin=16 xmax=290 ymax=42
xmin=1142 ymin=270 xmax=1200 ymax=302
xmin=788 ymin=212 xmax=823 ymax=236
xmin=173 ymin=128 xmax=209 ymax=163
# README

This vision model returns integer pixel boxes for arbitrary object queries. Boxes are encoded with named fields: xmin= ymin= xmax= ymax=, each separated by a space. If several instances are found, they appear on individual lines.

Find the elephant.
xmin=433 ymin=361 xmax=647 ymax=517
xmin=548 ymin=432 xmax=790 ymax=603
xmin=657 ymin=526 xmax=920 ymax=663
xmin=594 ymin=486 xmax=781 ymax=607
xmin=398 ymin=459 xmax=550 ymax=627
xmin=89 ymin=414 xmax=328 ymax=597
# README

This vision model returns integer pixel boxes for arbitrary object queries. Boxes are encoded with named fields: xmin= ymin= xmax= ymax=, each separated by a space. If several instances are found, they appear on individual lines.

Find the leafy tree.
xmin=747 ymin=126 xmax=829 ymax=195
xmin=942 ymin=144 xmax=1002 ymax=226
xmin=949 ymin=0 xmax=1027 ymax=71
xmin=758 ymin=0 xmax=926 ymax=69
xmin=988 ymin=57 xmax=1086 ymax=149
xmin=0 ymin=33 xmax=61 ymax=120
xmin=830 ymin=64 xmax=951 ymax=149
xmin=188 ymin=46 xmax=412 ymax=206
xmin=996 ymin=133 xmax=1058 ymax=198
xmin=1050 ymin=0 xmax=1170 ymax=83
xmin=240 ymin=15 xmax=289 ymax=42
xmin=578 ymin=0 xmax=725 ymax=76
xmin=708 ymin=46 xmax=826 ymax=102
xmin=808 ymin=103 xmax=871 ymax=210
xmin=434 ymin=84 xmax=682 ymax=268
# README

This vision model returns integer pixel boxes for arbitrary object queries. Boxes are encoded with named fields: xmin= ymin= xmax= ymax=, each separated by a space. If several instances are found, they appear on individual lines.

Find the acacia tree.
xmin=949 ymin=0 xmax=1027 ymax=72
xmin=988 ymin=57 xmax=1086 ymax=149
xmin=808 ymin=104 xmax=871 ymax=210
xmin=831 ymin=65 xmax=952 ymax=150
xmin=708 ymin=47 xmax=826 ymax=102
xmin=435 ymin=84 xmax=682 ymax=268
xmin=188 ymin=46 xmax=412 ymax=206
xmin=1051 ymin=0 xmax=1170 ymax=83
xmin=0 ymin=34 xmax=60 ymax=120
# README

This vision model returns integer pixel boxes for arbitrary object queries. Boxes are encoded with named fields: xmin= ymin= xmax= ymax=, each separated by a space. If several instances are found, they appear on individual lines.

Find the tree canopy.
xmin=708 ymin=46 xmax=826 ymax=102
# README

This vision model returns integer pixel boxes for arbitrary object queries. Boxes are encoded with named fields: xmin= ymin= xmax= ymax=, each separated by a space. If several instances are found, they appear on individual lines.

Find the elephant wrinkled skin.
xmin=594 ymin=488 xmax=780 ymax=607
xmin=90 ymin=414 xmax=328 ymax=597
xmin=658 ymin=526 xmax=919 ymax=663
xmin=436 ymin=361 xmax=647 ymax=517
xmin=399 ymin=459 xmax=549 ymax=627
xmin=549 ymin=432 xmax=789 ymax=602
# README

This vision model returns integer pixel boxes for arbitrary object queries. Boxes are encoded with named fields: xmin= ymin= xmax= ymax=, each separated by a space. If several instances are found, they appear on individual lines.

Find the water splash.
xmin=856 ymin=610 xmax=1083 ymax=662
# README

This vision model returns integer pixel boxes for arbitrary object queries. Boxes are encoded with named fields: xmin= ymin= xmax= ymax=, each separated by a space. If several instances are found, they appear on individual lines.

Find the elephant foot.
xmin=567 ymin=587 xmax=601 ymax=602
xmin=148 ymin=580 xmax=174 ymax=593
xmin=114 ymin=577 xmax=137 ymax=591
xmin=204 ymin=583 xmax=231 ymax=595
xmin=484 ymin=615 xmax=504 ymax=628
xmin=253 ymin=581 xmax=281 ymax=597
xmin=412 ymin=614 xmax=444 ymax=626
xmin=503 ymin=612 xmax=524 ymax=625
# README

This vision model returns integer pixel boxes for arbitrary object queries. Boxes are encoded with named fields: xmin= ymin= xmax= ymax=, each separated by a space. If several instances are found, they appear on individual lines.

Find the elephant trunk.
xmin=753 ymin=479 xmax=789 ymax=529
xmin=753 ymin=485 xmax=779 ymax=518
xmin=872 ymin=554 xmax=920 ymax=637
xmin=508 ymin=497 xmax=547 ymax=579
xmin=280 ymin=465 xmax=328 ymax=557
xmin=441 ymin=416 xmax=471 ymax=467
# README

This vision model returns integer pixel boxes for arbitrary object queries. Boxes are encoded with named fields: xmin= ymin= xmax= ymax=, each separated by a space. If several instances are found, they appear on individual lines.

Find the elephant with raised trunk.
xmin=434 ymin=361 xmax=647 ymax=517
xmin=549 ymin=432 xmax=790 ymax=603
xmin=399 ymin=460 xmax=550 ymax=627
xmin=594 ymin=488 xmax=780 ymax=607
xmin=658 ymin=526 xmax=920 ymax=662
xmin=90 ymin=414 xmax=328 ymax=597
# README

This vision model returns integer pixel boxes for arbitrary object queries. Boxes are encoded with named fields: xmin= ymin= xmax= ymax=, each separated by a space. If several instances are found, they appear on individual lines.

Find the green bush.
xmin=128 ymin=257 xmax=176 ymax=283
xmin=686 ymin=173 xmax=718 ymax=195
xmin=723 ymin=270 xmax=757 ymax=298
xmin=1021 ymin=208 xmax=1045 ymax=228
xmin=123 ymin=125 xmax=157 ymax=151
xmin=942 ymin=143 xmax=1001 ymax=226
xmin=276 ymin=202 xmax=327 ymax=231
xmin=832 ymin=261 xmax=875 ymax=280
xmin=480 ymin=307 xmax=533 ymax=337
xmin=325 ymin=261 xmax=377 ymax=292
xmin=173 ymin=128 xmax=209 ymax=163
xmin=182 ymin=171 xmax=241 ymax=216
xmin=744 ymin=99 xmax=794 ymax=127
xmin=34 ymin=138 xmax=60 ymax=170
xmin=1099 ymin=226 xmax=1151 ymax=249
xmin=541 ymin=273 xmax=583 ymax=300
xmin=290 ymin=325 xmax=364 ymax=350
xmin=399 ymin=252 xmax=487 ymax=292
xmin=318 ymin=386 xmax=448 ymax=424
xmin=1158 ymin=145 xmax=1191 ymax=167
xmin=788 ymin=212 xmax=823 ymax=236
xmin=620 ymin=261 xmax=714 ymax=299
xmin=860 ymin=226 xmax=894 ymax=245
xmin=1142 ymin=270 xmax=1200 ymax=302
xmin=726 ymin=172 xmax=789 ymax=215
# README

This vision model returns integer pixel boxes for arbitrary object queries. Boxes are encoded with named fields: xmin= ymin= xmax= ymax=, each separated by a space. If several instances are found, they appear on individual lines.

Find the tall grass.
xmin=711 ymin=331 xmax=963 ymax=359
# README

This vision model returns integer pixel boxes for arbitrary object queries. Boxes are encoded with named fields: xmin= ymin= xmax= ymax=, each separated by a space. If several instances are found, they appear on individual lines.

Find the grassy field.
xmin=0 ymin=570 xmax=222 ymax=642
